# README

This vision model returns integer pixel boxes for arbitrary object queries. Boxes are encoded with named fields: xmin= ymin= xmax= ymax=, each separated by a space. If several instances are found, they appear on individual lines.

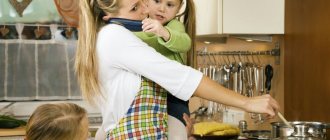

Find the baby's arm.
xmin=160 ymin=19 xmax=191 ymax=53
xmin=142 ymin=19 xmax=191 ymax=53
xmin=142 ymin=18 xmax=171 ymax=41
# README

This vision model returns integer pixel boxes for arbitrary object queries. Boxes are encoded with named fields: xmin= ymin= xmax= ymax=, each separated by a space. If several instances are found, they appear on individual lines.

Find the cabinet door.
xmin=223 ymin=0 xmax=284 ymax=34
xmin=195 ymin=0 xmax=222 ymax=35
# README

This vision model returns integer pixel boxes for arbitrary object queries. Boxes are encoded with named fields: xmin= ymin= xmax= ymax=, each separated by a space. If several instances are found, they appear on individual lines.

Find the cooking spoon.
xmin=277 ymin=112 xmax=293 ymax=129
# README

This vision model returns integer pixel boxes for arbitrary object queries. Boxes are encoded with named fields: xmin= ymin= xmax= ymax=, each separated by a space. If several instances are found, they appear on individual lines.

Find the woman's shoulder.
xmin=98 ymin=24 xmax=141 ymax=41
xmin=97 ymin=24 xmax=148 ymax=51
xmin=99 ymin=24 xmax=132 ymax=36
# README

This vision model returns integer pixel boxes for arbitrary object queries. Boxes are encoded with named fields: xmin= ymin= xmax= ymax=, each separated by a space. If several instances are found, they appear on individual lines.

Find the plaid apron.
xmin=107 ymin=77 xmax=168 ymax=140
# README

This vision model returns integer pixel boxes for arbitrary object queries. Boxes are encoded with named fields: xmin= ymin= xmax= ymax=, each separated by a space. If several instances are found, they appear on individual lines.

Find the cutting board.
xmin=0 ymin=126 xmax=25 ymax=136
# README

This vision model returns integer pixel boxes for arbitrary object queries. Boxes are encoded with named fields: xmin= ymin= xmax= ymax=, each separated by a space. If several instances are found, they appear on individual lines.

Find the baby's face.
xmin=146 ymin=0 xmax=182 ymax=24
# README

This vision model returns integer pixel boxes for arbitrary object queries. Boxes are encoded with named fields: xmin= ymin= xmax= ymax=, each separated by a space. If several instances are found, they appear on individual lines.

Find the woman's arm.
xmin=194 ymin=76 xmax=279 ymax=117
xmin=100 ymin=24 xmax=279 ymax=116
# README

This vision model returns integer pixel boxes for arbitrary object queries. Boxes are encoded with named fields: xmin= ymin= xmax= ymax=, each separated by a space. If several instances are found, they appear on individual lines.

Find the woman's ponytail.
xmin=76 ymin=0 xmax=120 ymax=104
xmin=75 ymin=0 xmax=102 ymax=104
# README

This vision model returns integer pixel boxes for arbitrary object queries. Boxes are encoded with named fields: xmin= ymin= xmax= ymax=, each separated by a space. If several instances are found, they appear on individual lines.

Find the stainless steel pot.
xmin=271 ymin=121 xmax=329 ymax=139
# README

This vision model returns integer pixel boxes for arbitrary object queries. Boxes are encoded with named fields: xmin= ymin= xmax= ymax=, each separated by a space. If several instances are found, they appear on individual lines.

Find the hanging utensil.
xmin=253 ymin=66 xmax=259 ymax=96
xmin=213 ymin=55 xmax=223 ymax=84
xmin=258 ymin=66 xmax=265 ymax=94
xmin=230 ymin=55 xmax=239 ymax=93
xmin=237 ymin=62 xmax=243 ymax=95
xmin=241 ymin=65 xmax=247 ymax=96
xmin=246 ymin=65 xmax=254 ymax=97
xmin=256 ymin=55 xmax=265 ymax=95
xmin=265 ymin=64 xmax=274 ymax=94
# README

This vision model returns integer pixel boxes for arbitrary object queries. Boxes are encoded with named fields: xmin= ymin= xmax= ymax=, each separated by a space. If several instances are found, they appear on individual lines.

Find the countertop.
xmin=0 ymin=126 xmax=25 ymax=137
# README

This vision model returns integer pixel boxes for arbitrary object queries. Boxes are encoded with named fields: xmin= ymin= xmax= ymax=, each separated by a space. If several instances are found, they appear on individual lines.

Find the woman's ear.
xmin=102 ymin=15 xmax=112 ymax=21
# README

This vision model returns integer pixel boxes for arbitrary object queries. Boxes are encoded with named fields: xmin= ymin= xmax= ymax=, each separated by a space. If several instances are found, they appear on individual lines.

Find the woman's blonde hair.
xmin=177 ymin=0 xmax=196 ymax=67
xmin=75 ymin=0 xmax=120 ymax=104
xmin=25 ymin=103 xmax=88 ymax=140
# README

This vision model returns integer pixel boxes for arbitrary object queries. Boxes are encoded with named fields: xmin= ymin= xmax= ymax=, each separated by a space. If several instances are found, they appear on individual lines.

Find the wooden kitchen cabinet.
xmin=195 ymin=0 xmax=284 ymax=35
xmin=284 ymin=0 xmax=330 ymax=126
xmin=194 ymin=0 xmax=222 ymax=35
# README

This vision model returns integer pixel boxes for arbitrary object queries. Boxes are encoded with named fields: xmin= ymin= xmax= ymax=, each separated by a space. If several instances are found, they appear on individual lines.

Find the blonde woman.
xmin=131 ymin=0 xmax=196 ymax=138
xmin=25 ymin=103 xmax=89 ymax=140
xmin=76 ymin=0 xmax=279 ymax=139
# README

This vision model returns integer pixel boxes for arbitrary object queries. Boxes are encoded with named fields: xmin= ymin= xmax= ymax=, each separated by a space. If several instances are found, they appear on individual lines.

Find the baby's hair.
xmin=177 ymin=0 xmax=196 ymax=66
xmin=25 ymin=103 xmax=88 ymax=140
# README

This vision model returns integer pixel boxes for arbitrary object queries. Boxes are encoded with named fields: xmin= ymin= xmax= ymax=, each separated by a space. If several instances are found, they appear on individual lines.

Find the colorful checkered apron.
xmin=106 ymin=77 xmax=168 ymax=140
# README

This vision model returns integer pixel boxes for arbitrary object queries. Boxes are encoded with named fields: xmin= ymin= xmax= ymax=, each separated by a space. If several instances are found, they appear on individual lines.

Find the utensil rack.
xmin=197 ymin=42 xmax=281 ymax=64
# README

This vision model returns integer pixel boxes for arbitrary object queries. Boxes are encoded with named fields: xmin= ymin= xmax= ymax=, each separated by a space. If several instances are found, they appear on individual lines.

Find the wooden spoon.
xmin=277 ymin=112 xmax=293 ymax=129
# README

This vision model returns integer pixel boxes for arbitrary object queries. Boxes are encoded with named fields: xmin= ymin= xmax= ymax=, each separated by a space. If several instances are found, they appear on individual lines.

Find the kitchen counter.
xmin=0 ymin=126 xmax=98 ymax=140
xmin=0 ymin=126 xmax=25 ymax=137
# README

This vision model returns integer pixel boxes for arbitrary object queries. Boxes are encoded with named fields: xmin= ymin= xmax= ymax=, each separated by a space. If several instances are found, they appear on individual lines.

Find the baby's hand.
xmin=183 ymin=113 xmax=195 ymax=138
xmin=142 ymin=18 xmax=170 ymax=41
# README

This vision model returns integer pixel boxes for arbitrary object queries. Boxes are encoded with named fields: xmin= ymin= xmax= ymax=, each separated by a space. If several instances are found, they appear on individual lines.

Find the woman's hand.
xmin=142 ymin=18 xmax=170 ymax=41
xmin=242 ymin=94 xmax=279 ymax=118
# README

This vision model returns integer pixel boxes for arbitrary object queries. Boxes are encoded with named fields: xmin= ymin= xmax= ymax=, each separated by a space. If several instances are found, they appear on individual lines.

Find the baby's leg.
xmin=168 ymin=115 xmax=188 ymax=140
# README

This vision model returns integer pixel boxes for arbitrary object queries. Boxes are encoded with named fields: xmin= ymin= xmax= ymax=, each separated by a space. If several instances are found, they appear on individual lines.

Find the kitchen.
xmin=1 ymin=0 xmax=330 ymax=139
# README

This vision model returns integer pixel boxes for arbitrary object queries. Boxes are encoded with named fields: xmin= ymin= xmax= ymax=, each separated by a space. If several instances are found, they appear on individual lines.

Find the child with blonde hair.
xmin=25 ymin=103 xmax=89 ymax=140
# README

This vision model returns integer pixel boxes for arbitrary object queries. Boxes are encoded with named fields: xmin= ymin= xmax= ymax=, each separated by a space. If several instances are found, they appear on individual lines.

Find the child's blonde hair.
xmin=75 ymin=0 xmax=121 ymax=104
xmin=25 ymin=103 xmax=88 ymax=140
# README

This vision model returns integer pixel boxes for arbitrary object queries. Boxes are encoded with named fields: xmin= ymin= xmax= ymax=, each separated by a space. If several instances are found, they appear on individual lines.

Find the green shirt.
xmin=134 ymin=19 xmax=191 ymax=64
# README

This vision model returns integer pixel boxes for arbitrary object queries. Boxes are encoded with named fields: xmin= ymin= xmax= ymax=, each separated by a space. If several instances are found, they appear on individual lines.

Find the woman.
xmin=76 ymin=0 xmax=279 ymax=139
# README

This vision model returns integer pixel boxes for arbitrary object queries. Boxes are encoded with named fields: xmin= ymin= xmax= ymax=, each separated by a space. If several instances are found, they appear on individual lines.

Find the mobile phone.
xmin=108 ymin=18 xmax=143 ymax=32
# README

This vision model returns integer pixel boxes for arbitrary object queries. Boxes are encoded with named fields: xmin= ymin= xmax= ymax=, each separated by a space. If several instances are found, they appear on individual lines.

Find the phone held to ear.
xmin=108 ymin=18 xmax=143 ymax=32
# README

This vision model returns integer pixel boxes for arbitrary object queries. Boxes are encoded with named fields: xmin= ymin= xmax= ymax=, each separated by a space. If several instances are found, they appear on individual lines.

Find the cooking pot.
xmin=271 ymin=121 xmax=329 ymax=139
